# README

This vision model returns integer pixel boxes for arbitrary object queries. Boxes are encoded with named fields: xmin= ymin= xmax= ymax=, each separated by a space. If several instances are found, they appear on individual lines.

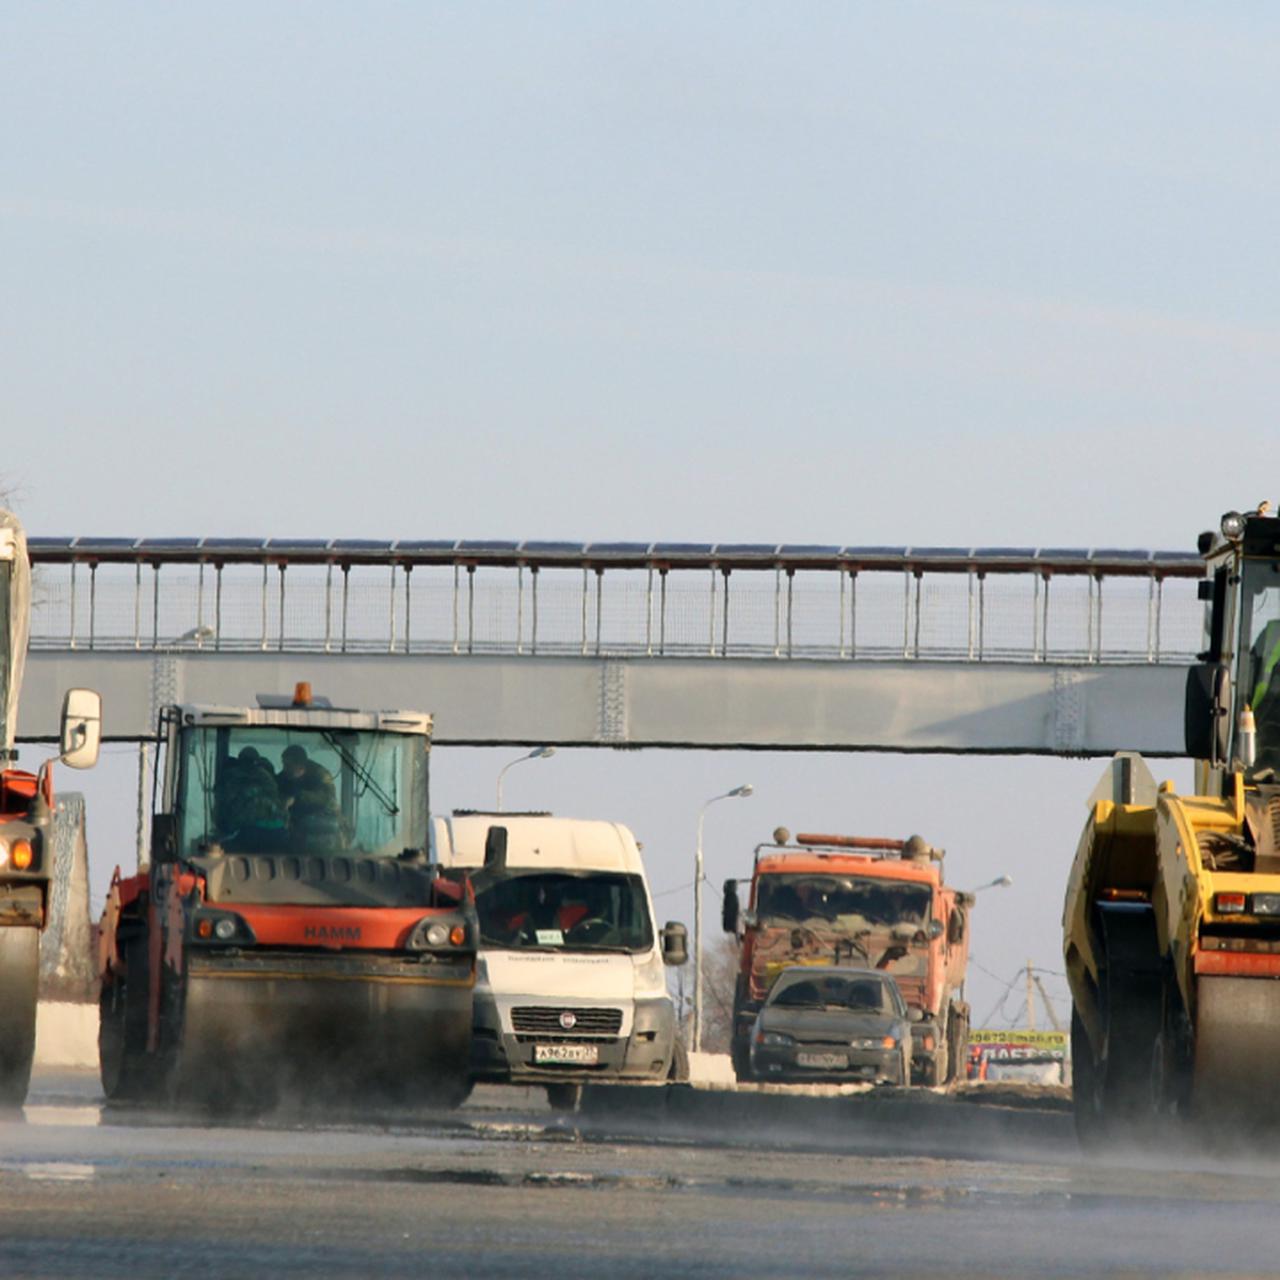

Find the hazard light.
xmin=1215 ymin=892 xmax=1247 ymax=914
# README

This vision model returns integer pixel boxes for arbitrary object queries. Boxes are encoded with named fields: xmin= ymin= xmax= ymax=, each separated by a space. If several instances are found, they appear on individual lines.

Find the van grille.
xmin=511 ymin=1006 xmax=623 ymax=1035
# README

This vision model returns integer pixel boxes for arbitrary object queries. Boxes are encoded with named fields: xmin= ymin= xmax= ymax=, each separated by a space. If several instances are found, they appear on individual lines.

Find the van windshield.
xmin=473 ymin=871 xmax=654 ymax=953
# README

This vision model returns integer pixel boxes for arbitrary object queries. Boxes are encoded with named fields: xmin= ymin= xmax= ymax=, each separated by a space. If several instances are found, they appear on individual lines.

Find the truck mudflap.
xmin=1192 ymin=975 xmax=1280 ymax=1126
xmin=0 ymin=925 xmax=39 ymax=1106
xmin=176 ymin=952 xmax=474 ymax=1109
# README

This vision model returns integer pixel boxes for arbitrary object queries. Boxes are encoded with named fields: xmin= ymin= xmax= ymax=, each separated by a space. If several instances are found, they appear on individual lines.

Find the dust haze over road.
xmin=4 ymin=1070 xmax=1279 ymax=1279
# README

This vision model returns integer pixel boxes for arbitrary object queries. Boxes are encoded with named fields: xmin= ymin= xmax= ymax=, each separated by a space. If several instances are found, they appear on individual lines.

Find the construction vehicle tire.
xmin=99 ymin=939 xmax=157 ymax=1103
xmin=0 ymin=927 xmax=39 ymax=1108
xmin=1071 ymin=1007 xmax=1105 ymax=1150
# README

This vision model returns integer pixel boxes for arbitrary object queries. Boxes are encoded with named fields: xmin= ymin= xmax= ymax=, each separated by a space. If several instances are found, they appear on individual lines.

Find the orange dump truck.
xmin=723 ymin=830 xmax=972 ymax=1085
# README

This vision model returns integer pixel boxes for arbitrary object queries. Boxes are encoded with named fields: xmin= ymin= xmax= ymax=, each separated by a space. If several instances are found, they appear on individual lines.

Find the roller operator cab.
xmin=1065 ymin=504 xmax=1280 ymax=1143
xmin=97 ymin=688 xmax=477 ymax=1110
xmin=433 ymin=813 xmax=689 ymax=1107
xmin=724 ymin=831 xmax=972 ymax=1087
xmin=0 ymin=510 xmax=101 ymax=1105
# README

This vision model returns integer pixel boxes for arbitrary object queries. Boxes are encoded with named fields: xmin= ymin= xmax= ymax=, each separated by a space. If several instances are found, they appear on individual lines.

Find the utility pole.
xmin=1025 ymin=959 xmax=1036 ymax=1032
xmin=1033 ymin=972 xmax=1063 ymax=1032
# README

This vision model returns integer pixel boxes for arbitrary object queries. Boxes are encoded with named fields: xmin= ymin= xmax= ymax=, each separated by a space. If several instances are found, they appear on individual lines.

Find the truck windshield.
xmin=756 ymin=873 xmax=932 ymax=928
xmin=473 ymin=871 xmax=654 ymax=953
xmin=176 ymin=725 xmax=428 ymax=858
xmin=1238 ymin=556 xmax=1280 ymax=777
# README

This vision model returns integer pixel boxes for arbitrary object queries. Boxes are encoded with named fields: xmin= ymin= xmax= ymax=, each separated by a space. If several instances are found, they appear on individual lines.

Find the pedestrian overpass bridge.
xmin=16 ymin=537 xmax=1205 ymax=755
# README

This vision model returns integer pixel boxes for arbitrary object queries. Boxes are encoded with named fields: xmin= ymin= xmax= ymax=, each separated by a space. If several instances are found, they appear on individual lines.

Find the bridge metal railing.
xmin=25 ymin=538 xmax=1207 ymax=665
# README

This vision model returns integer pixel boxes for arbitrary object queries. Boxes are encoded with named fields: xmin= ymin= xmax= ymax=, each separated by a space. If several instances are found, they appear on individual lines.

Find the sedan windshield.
xmin=473 ymin=871 xmax=653 ymax=953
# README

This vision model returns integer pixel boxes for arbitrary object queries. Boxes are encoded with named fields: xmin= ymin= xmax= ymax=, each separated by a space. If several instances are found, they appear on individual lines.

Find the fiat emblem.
xmin=559 ymin=1011 xmax=578 ymax=1030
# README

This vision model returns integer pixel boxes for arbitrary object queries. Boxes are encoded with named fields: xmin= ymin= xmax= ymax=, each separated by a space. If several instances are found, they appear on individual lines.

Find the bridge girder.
xmin=17 ymin=651 xmax=1185 ymax=756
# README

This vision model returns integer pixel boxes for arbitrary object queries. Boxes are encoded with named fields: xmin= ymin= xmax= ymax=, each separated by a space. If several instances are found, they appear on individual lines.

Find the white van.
xmin=432 ymin=812 xmax=688 ymax=1104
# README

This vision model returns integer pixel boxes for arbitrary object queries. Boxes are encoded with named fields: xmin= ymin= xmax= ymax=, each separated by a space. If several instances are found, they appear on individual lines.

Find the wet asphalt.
xmin=2 ymin=1071 xmax=1278 ymax=1279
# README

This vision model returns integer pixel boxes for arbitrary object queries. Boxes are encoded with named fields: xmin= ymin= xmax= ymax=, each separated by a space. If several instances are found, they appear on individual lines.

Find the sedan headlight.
xmin=755 ymin=1030 xmax=794 ymax=1047
xmin=851 ymin=1035 xmax=898 ymax=1050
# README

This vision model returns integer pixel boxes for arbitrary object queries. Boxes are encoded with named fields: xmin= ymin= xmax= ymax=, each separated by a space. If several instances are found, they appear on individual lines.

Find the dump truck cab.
xmin=98 ymin=686 xmax=476 ymax=1109
xmin=725 ymin=831 xmax=971 ymax=1085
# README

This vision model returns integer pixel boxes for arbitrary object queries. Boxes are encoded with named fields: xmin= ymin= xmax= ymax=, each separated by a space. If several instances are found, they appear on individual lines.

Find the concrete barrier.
xmin=687 ymin=1052 xmax=736 ymax=1087
xmin=34 ymin=1001 xmax=97 ymax=1069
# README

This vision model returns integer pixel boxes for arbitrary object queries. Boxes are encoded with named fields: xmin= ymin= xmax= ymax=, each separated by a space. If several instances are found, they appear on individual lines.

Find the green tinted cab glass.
xmin=175 ymin=725 xmax=427 ymax=858
xmin=1238 ymin=557 xmax=1280 ymax=776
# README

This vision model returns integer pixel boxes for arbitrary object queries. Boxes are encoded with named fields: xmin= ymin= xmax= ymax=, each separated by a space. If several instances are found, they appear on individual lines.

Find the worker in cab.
xmin=278 ymin=744 xmax=341 ymax=851
xmin=215 ymin=746 xmax=287 ymax=851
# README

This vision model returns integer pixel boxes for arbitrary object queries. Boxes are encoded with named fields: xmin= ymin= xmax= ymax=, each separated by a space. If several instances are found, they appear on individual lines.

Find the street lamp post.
xmin=694 ymin=783 xmax=753 ymax=1055
xmin=495 ymin=746 xmax=556 ymax=811
xmin=965 ymin=874 xmax=1013 ymax=895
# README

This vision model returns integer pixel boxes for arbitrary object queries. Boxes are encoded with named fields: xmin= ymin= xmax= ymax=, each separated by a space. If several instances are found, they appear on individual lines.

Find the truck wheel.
xmin=1071 ymin=1007 xmax=1106 ymax=1151
xmin=545 ymin=1082 xmax=583 ymax=1112
xmin=946 ymin=1005 xmax=970 ymax=1085
xmin=731 ymin=1036 xmax=752 ymax=1082
xmin=921 ymin=1011 xmax=950 ymax=1087
xmin=0 ymin=927 xmax=39 ymax=1108
xmin=668 ymin=1037 xmax=690 ymax=1084
xmin=99 ymin=939 xmax=156 ymax=1103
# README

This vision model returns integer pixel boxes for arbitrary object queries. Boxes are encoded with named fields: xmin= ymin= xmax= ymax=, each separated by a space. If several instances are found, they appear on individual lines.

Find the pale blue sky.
xmin=2 ymin=2 xmax=1273 ymax=1022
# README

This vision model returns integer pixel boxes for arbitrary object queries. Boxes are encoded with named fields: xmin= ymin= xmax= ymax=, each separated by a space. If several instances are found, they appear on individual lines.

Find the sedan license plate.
xmin=796 ymin=1051 xmax=846 ymax=1069
xmin=534 ymin=1043 xmax=599 ymax=1065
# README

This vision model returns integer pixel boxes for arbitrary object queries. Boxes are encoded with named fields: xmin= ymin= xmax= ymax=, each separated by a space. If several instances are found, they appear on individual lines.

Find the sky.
xmin=3 ymin=1 xmax=1275 ymax=1026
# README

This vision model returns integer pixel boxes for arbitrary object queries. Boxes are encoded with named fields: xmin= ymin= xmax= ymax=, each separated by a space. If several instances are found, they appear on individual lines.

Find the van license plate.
xmin=797 ymin=1052 xmax=846 ymax=1069
xmin=534 ymin=1044 xmax=599 ymax=1065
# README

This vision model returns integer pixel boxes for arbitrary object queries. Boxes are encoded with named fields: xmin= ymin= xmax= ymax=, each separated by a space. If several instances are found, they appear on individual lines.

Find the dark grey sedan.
xmin=748 ymin=967 xmax=912 ymax=1085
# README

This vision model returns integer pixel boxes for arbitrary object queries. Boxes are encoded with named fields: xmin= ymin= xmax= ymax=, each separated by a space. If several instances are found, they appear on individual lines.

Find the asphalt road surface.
xmin=2 ymin=1071 xmax=1278 ymax=1279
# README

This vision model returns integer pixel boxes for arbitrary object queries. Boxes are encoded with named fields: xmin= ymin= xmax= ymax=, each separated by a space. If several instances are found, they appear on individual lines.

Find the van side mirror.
xmin=1185 ymin=663 xmax=1230 ymax=764
xmin=483 ymin=825 xmax=508 ymax=870
xmin=721 ymin=879 xmax=740 ymax=934
xmin=59 ymin=688 xmax=101 ymax=770
xmin=661 ymin=921 xmax=689 ymax=967
xmin=151 ymin=813 xmax=176 ymax=863
xmin=908 ymin=1007 xmax=924 ymax=1023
